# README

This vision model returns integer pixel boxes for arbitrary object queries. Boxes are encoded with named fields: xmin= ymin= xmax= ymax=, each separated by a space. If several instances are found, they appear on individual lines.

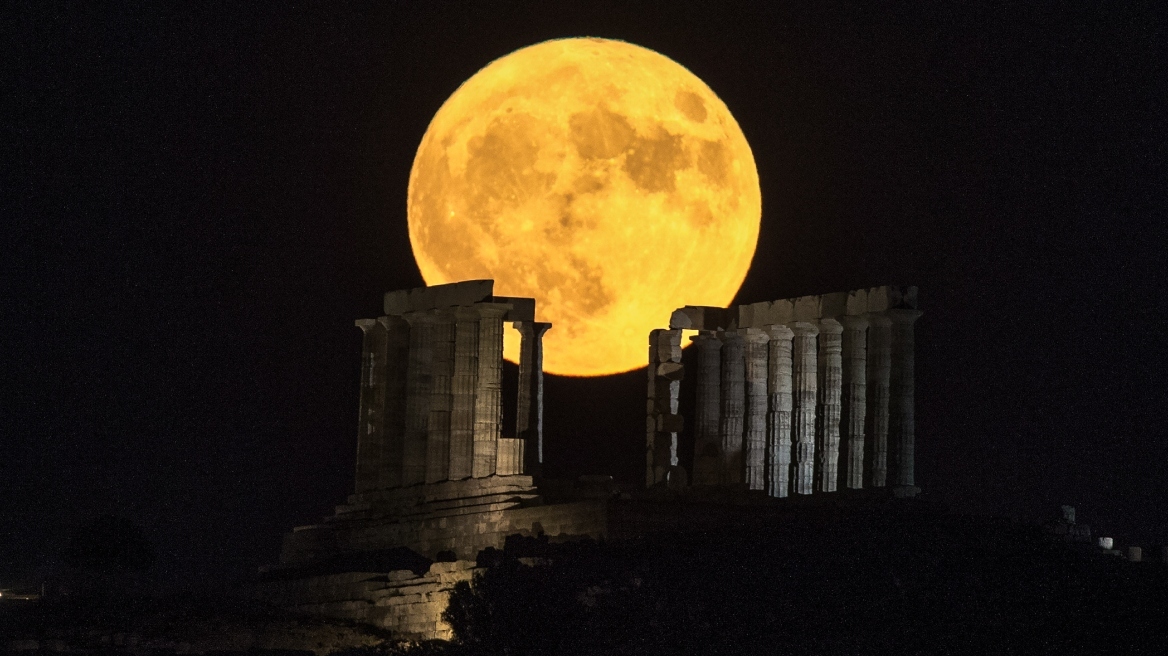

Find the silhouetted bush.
xmin=443 ymin=503 xmax=1168 ymax=655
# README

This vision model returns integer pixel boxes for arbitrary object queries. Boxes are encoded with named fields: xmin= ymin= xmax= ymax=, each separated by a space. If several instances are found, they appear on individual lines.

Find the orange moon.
xmin=408 ymin=38 xmax=761 ymax=376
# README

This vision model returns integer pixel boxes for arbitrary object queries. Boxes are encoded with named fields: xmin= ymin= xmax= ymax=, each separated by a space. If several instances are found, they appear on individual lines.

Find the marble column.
xmin=690 ymin=332 xmax=722 ymax=486
xmin=425 ymin=312 xmax=455 ymax=484
xmin=839 ymin=315 xmax=869 ymax=490
xmin=742 ymin=328 xmax=770 ymax=492
xmin=789 ymin=321 xmax=819 ymax=495
xmin=646 ymin=329 xmax=683 ymax=487
xmin=377 ymin=315 xmax=410 ymax=489
xmin=816 ymin=318 xmax=843 ymax=493
xmin=765 ymin=324 xmax=794 ymax=498
xmin=864 ymin=314 xmax=892 ymax=488
xmin=402 ymin=311 xmax=435 ymax=486
xmin=473 ymin=304 xmax=507 ymax=478
xmin=448 ymin=308 xmax=480 ymax=480
xmin=515 ymin=321 xmax=552 ymax=477
xmin=354 ymin=319 xmax=387 ymax=494
xmin=888 ymin=309 xmax=923 ymax=488
xmin=718 ymin=331 xmax=746 ymax=485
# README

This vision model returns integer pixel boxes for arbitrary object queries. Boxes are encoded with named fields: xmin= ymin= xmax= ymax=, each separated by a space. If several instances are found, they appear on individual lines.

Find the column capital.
xmin=690 ymin=332 xmax=723 ymax=346
xmin=839 ymin=315 xmax=870 ymax=331
xmin=718 ymin=330 xmax=746 ymax=345
xmin=764 ymin=323 xmax=794 ymax=341
xmin=864 ymin=312 xmax=893 ymax=328
xmin=817 ymin=317 xmax=843 ymax=334
xmin=788 ymin=320 xmax=819 ymax=337
xmin=738 ymin=327 xmax=771 ymax=345
xmin=886 ymin=308 xmax=923 ymax=325
xmin=513 ymin=320 xmax=552 ymax=337
xmin=355 ymin=318 xmax=380 ymax=331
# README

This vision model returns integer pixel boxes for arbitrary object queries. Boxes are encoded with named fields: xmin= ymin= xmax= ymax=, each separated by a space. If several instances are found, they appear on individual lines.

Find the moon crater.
xmin=408 ymin=38 xmax=761 ymax=376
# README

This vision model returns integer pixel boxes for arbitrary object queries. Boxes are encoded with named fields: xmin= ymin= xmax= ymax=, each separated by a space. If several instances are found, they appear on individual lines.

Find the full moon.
xmin=408 ymin=38 xmax=761 ymax=376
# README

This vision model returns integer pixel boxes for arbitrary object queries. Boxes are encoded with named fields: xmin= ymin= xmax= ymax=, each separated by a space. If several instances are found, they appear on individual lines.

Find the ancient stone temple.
xmin=256 ymin=281 xmax=923 ymax=640
xmin=647 ymin=286 xmax=922 ymax=498
xmin=278 ymin=280 xmax=568 ymax=566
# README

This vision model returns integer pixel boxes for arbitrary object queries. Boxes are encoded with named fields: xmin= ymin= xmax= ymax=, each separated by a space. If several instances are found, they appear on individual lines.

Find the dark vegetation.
xmin=5 ymin=504 xmax=1166 ymax=655
xmin=432 ymin=501 xmax=1168 ymax=655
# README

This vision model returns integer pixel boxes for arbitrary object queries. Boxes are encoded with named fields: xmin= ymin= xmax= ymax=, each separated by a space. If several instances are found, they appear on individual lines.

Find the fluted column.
xmin=789 ymin=322 xmax=819 ymax=495
xmin=839 ymin=315 xmax=869 ymax=490
xmin=515 ymin=321 xmax=551 ymax=476
xmin=448 ymin=308 xmax=480 ymax=480
xmin=718 ymin=332 xmax=746 ymax=485
xmin=690 ymin=332 xmax=722 ymax=485
xmin=888 ymin=309 xmax=923 ymax=488
xmin=424 ymin=312 xmax=455 ymax=483
xmin=354 ymin=319 xmax=387 ymax=494
xmin=742 ymin=328 xmax=770 ymax=491
xmin=864 ymin=314 xmax=892 ymax=488
xmin=646 ymin=329 xmax=683 ymax=487
xmin=377 ymin=315 xmax=410 ymax=489
xmin=765 ymin=324 xmax=794 ymax=498
xmin=402 ymin=311 xmax=436 ymax=486
xmin=473 ymin=304 xmax=507 ymax=478
xmin=815 ymin=319 xmax=843 ymax=493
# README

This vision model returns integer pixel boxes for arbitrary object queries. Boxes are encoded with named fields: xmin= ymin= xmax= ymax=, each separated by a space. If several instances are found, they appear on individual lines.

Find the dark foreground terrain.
xmin=5 ymin=500 xmax=1166 ymax=655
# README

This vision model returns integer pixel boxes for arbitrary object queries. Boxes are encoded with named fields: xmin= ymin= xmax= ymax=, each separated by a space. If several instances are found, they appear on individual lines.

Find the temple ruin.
xmin=647 ymin=285 xmax=922 ymax=498
xmin=256 ymin=280 xmax=923 ymax=639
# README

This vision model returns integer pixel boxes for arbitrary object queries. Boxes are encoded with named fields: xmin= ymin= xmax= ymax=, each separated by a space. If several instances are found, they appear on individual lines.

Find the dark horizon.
xmin=4 ymin=3 xmax=1164 ymax=589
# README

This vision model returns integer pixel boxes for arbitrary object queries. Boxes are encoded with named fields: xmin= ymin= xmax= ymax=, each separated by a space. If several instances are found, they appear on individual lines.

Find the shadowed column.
xmin=354 ymin=319 xmax=387 ymax=494
xmin=377 ymin=315 xmax=410 ymax=489
xmin=839 ymin=315 xmax=869 ymax=490
xmin=718 ymin=331 xmax=746 ymax=485
xmin=402 ymin=311 xmax=436 ymax=486
xmin=646 ymin=329 xmax=683 ymax=487
xmin=425 ymin=311 xmax=455 ymax=483
xmin=888 ymin=309 xmax=923 ymax=489
xmin=864 ymin=314 xmax=892 ymax=488
xmin=448 ymin=308 xmax=480 ymax=480
xmin=765 ymin=324 xmax=794 ymax=498
xmin=816 ymin=318 xmax=843 ymax=493
xmin=789 ymin=321 xmax=819 ymax=495
xmin=742 ymin=328 xmax=770 ymax=491
xmin=516 ymin=321 xmax=552 ymax=477
xmin=690 ymin=332 xmax=722 ymax=486
xmin=472 ymin=304 xmax=507 ymax=478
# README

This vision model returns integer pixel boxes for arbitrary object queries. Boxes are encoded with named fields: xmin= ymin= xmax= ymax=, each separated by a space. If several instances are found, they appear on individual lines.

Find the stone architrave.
xmin=401 ymin=311 xmax=436 ymax=486
xmin=741 ymin=328 xmax=770 ymax=491
xmin=425 ymin=312 xmax=456 ymax=484
xmin=515 ymin=321 xmax=552 ymax=477
xmin=764 ymin=324 xmax=794 ymax=498
xmin=472 ymin=304 xmax=508 ymax=478
xmin=718 ymin=331 xmax=746 ymax=485
xmin=789 ymin=321 xmax=819 ymax=495
xmin=448 ymin=308 xmax=480 ymax=480
xmin=377 ymin=315 xmax=410 ymax=489
xmin=839 ymin=315 xmax=869 ymax=490
xmin=888 ymin=309 xmax=923 ymax=488
xmin=815 ymin=318 xmax=843 ymax=493
xmin=690 ymin=333 xmax=722 ymax=486
xmin=646 ymin=329 xmax=683 ymax=487
xmin=354 ymin=319 xmax=388 ymax=494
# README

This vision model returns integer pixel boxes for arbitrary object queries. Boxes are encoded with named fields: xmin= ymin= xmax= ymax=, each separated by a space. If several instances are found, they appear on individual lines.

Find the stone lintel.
xmin=669 ymin=306 xmax=732 ymax=331
xmin=384 ymin=280 xmax=495 ymax=315
xmin=493 ymin=296 xmax=536 ymax=322
xmin=727 ymin=285 xmax=920 ymax=329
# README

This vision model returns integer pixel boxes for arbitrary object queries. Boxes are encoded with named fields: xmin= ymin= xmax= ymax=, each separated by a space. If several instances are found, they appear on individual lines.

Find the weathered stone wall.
xmin=253 ymin=561 xmax=479 ymax=641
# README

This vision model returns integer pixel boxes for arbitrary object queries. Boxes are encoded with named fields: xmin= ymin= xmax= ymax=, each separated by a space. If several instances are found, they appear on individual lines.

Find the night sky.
xmin=4 ymin=3 xmax=1164 ymax=590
